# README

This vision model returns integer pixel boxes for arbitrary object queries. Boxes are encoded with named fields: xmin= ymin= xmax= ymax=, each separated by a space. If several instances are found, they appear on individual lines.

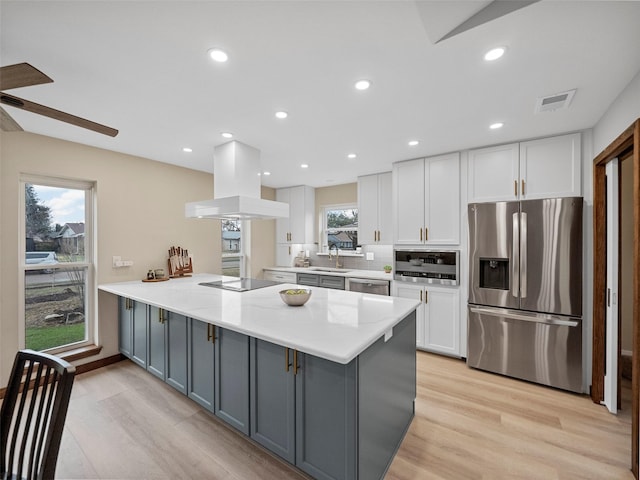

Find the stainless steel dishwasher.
xmin=346 ymin=278 xmax=390 ymax=296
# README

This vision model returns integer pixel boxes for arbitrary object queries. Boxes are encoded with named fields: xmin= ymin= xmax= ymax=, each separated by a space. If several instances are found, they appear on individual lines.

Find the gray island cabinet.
xmin=102 ymin=274 xmax=419 ymax=480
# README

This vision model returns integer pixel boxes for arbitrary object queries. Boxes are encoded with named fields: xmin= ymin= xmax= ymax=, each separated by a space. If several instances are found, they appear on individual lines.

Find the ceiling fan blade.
xmin=0 ymin=105 xmax=24 ymax=131
xmin=436 ymin=0 xmax=540 ymax=43
xmin=0 ymin=63 xmax=53 ymax=90
xmin=0 ymin=92 xmax=118 ymax=137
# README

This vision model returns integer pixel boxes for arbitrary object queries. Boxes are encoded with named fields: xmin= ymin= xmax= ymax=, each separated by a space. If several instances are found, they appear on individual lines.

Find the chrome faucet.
xmin=329 ymin=245 xmax=342 ymax=269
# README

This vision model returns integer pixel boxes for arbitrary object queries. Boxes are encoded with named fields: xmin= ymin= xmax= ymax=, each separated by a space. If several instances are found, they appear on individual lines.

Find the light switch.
xmin=366 ymin=252 xmax=374 ymax=261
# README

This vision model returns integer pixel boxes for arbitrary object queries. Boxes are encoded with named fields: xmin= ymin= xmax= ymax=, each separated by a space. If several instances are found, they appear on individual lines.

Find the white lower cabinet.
xmin=393 ymin=283 xmax=460 ymax=356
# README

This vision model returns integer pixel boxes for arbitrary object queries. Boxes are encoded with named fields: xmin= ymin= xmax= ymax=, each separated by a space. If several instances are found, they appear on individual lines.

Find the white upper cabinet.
xmin=393 ymin=152 xmax=460 ymax=245
xmin=467 ymin=143 xmax=520 ymax=203
xmin=519 ymin=133 xmax=581 ymax=200
xmin=357 ymin=172 xmax=392 ymax=245
xmin=468 ymin=133 xmax=581 ymax=203
xmin=275 ymin=185 xmax=315 ymax=244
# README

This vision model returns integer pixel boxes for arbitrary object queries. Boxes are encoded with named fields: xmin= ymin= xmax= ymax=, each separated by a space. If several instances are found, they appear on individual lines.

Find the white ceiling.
xmin=2 ymin=1 xmax=640 ymax=189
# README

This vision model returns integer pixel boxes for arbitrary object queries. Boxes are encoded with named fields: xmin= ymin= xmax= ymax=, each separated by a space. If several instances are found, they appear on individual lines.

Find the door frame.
xmin=592 ymin=118 xmax=640 ymax=477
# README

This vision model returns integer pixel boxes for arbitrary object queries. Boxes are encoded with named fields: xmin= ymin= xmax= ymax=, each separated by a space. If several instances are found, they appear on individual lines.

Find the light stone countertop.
xmin=264 ymin=266 xmax=394 ymax=281
xmin=99 ymin=273 xmax=419 ymax=364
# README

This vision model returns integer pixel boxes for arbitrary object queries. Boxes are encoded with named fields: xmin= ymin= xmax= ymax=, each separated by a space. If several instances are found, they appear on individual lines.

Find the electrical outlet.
xmin=366 ymin=252 xmax=374 ymax=261
xmin=112 ymin=256 xmax=122 ymax=267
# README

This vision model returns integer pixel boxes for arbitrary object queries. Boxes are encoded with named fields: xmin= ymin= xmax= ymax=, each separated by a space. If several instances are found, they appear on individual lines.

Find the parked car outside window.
xmin=26 ymin=251 xmax=58 ymax=273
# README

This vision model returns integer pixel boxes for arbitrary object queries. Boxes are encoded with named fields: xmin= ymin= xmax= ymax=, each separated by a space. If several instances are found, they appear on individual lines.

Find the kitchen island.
xmin=100 ymin=274 xmax=419 ymax=480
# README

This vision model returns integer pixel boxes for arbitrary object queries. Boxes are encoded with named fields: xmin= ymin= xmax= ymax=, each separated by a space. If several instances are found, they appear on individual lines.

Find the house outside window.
xmin=323 ymin=205 xmax=358 ymax=252
xmin=21 ymin=177 xmax=95 ymax=353
xmin=222 ymin=219 xmax=243 ymax=277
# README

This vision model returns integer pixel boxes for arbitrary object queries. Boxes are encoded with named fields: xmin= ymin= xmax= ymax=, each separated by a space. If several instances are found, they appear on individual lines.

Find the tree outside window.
xmin=325 ymin=206 xmax=358 ymax=251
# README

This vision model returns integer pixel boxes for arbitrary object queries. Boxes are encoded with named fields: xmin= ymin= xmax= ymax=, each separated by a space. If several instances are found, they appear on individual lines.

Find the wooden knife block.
xmin=168 ymin=257 xmax=193 ymax=277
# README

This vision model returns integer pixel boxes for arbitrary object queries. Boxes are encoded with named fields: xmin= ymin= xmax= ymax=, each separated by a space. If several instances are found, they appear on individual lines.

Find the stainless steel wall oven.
xmin=393 ymin=249 xmax=459 ymax=286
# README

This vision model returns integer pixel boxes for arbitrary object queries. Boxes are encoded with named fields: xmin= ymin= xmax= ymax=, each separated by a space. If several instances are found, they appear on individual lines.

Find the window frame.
xmin=221 ymin=218 xmax=246 ymax=278
xmin=321 ymin=203 xmax=359 ymax=253
xmin=18 ymin=174 xmax=96 ymax=354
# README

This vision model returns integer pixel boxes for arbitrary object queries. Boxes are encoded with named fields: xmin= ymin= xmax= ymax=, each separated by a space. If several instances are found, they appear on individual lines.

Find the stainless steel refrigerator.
xmin=467 ymin=197 xmax=583 ymax=392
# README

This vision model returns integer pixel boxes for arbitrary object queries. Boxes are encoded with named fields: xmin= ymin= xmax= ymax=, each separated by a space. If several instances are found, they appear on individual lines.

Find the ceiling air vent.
xmin=535 ymin=89 xmax=576 ymax=113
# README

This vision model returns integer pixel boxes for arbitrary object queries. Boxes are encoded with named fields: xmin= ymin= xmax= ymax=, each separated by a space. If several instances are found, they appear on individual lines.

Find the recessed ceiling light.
xmin=484 ymin=47 xmax=506 ymax=61
xmin=489 ymin=122 xmax=504 ymax=130
xmin=182 ymin=147 xmax=193 ymax=153
xmin=275 ymin=111 xmax=288 ymax=119
xmin=408 ymin=140 xmax=419 ymax=146
xmin=301 ymin=164 xmax=309 ymax=169
xmin=221 ymin=132 xmax=233 ymax=139
xmin=263 ymin=171 xmax=271 ymax=176
xmin=347 ymin=153 xmax=357 ymax=159
xmin=355 ymin=80 xmax=371 ymax=90
xmin=208 ymin=48 xmax=228 ymax=62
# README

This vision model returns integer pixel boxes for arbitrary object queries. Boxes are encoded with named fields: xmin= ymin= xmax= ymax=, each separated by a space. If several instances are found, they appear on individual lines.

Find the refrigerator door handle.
xmin=469 ymin=306 xmax=580 ymax=327
xmin=512 ymin=212 xmax=520 ymax=298
xmin=520 ymin=212 xmax=527 ymax=298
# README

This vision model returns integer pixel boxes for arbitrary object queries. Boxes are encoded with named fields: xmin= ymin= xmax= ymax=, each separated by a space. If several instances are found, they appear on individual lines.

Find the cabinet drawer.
xmin=297 ymin=273 xmax=319 ymax=286
xmin=319 ymin=276 xmax=345 ymax=290
xmin=264 ymin=270 xmax=297 ymax=283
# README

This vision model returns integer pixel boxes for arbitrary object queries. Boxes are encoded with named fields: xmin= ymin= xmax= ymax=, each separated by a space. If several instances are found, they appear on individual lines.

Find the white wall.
xmin=0 ymin=132 xmax=219 ymax=385
xmin=594 ymin=68 xmax=640 ymax=155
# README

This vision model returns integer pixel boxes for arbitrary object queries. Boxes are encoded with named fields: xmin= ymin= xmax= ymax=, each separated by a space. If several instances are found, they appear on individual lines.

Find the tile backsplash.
xmin=307 ymin=244 xmax=393 ymax=273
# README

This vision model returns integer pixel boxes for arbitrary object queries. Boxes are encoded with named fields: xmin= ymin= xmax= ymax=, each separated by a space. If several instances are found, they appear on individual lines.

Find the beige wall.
xmin=0 ymin=131 xmax=220 ymax=385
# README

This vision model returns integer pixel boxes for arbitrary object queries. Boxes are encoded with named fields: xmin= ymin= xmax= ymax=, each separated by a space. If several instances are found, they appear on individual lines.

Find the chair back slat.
xmin=1 ymin=350 xmax=75 ymax=480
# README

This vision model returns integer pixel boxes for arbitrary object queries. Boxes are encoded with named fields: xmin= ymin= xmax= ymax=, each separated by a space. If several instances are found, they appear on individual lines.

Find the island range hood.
xmin=185 ymin=141 xmax=289 ymax=220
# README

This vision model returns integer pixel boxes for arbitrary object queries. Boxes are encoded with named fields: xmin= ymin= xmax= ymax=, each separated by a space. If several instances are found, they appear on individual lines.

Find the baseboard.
xmin=0 ymin=353 xmax=125 ymax=399
xmin=75 ymin=353 xmax=126 ymax=375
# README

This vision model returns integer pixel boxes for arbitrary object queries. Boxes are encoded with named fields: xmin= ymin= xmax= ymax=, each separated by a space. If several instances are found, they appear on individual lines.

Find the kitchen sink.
xmin=307 ymin=267 xmax=350 ymax=273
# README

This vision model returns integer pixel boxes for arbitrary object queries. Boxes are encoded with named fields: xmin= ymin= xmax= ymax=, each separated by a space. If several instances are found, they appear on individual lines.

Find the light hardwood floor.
xmin=54 ymin=352 xmax=634 ymax=480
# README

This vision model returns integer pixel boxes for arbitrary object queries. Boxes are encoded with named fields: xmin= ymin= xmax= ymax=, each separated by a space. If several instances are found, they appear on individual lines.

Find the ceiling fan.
xmin=0 ymin=62 xmax=118 ymax=137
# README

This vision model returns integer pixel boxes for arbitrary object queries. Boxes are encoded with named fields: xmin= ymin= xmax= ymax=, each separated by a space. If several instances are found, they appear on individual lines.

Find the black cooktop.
xmin=199 ymin=278 xmax=282 ymax=292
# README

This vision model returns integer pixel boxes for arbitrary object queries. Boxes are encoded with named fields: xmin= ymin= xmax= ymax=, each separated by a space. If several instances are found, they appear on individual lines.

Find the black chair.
xmin=1 ymin=349 xmax=75 ymax=480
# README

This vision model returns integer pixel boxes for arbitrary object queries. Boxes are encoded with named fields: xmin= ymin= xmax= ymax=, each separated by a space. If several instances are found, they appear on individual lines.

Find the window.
xmin=221 ymin=219 xmax=244 ymax=277
xmin=21 ymin=177 xmax=95 ymax=353
xmin=323 ymin=205 xmax=358 ymax=252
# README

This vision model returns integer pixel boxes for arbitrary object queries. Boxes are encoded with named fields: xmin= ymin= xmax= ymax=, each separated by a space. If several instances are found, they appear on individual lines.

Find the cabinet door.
xmin=424 ymin=287 xmax=460 ymax=356
xmin=275 ymin=188 xmax=291 ymax=243
xmin=468 ymin=143 xmax=519 ymax=202
xmin=393 ymin=283 xmax=426 ymax=348
xmin=166 ymin=311 xmax=188 ymax=394
xmin=187 ymin=318 xmax=215 ymax=412
xmin=295 ymin=353 xmax=357 ymax=480
xmin=394 ymin=158 xmax=425 ymax=244
xmin=519 ymin=133 xmax=581 ymax=199
xmin=118 ymin=297 xmax=132 ymax=358
xmin=250 ymin=339 xmax=295 ymax=463
xmin=289 ymin=186 xmax=315 ymax=244
xmin=377 ymin=172 xmax=393 ymax=244
xmin=131 ymin=301 xmax=148 ymax=368
xmin=426 ymin=153 xmax=460 ymax=244
xmin=357 ymin=174 xmax=379 ymax=245
xmin=276 ymin=244 xmax=294 ymax=267
xmin=147 ymin=306 xmax=166 ymax=380
xmin=215 ymin=328 xmax=250 ymax=434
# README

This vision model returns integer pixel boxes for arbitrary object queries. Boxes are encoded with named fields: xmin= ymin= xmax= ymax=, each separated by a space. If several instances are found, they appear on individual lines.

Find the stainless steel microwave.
xmin=393 ymin=249 xmax=460 ymax=286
